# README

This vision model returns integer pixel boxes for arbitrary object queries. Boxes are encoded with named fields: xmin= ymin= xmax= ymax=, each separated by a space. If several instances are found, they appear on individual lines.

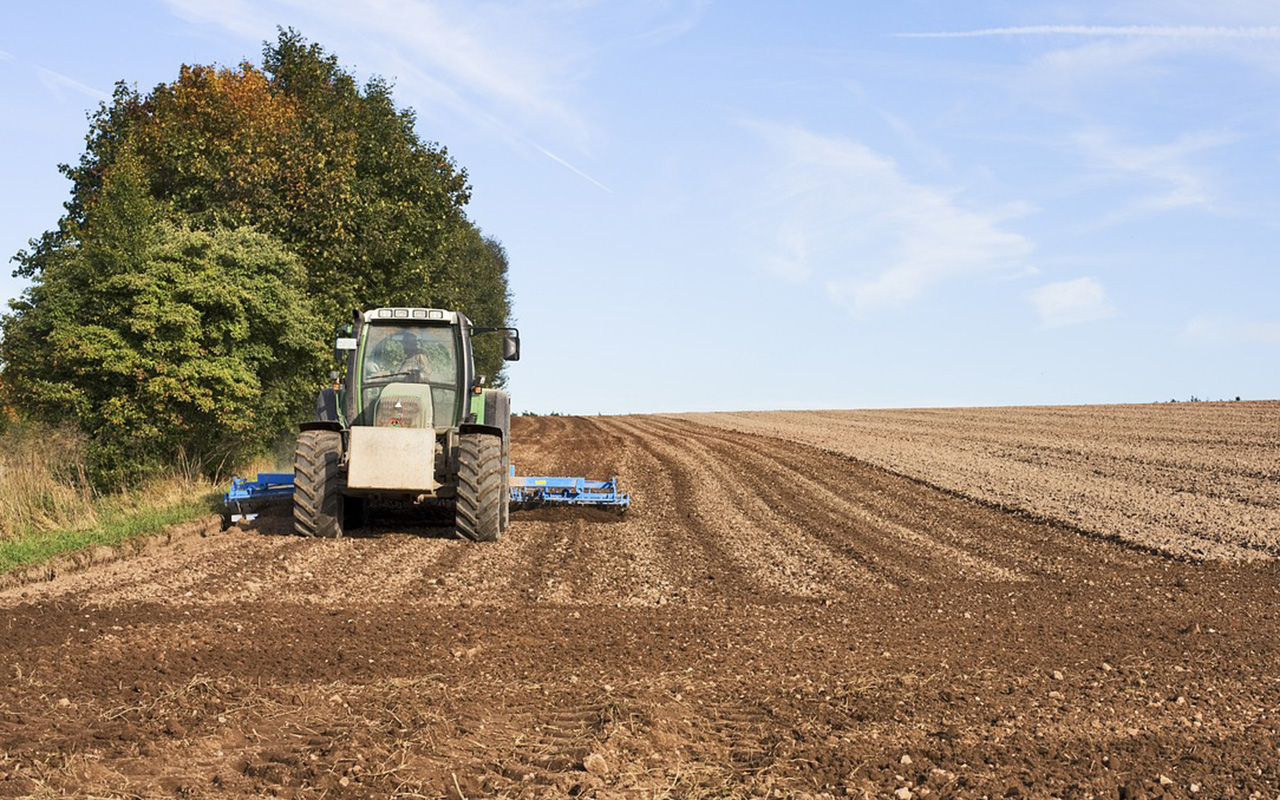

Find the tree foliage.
xmin=3 ymin=151 xmax=325 ymax=485
xmin=3 ymin=29 xmax=512 ymax=485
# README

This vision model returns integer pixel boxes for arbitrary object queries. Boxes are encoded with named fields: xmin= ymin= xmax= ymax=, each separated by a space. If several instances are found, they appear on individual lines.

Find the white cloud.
xmin=740 ymin=122 xmax=1033 ymax=313
xmin=1182 ymin=316 xmax=1280 ymax=346
xmin=1028 ymin=277 xmax=1117 ymax=328
xmin=758 ymin=227 xmax=812 ymax=283
xmin=0 ymin=50 xmax=110 ymax=103
xmin=1109 ymin=0 xmax=1280 ymax=27
xmin=633 ymin=0 xmax=712 ymax=44
xmin=532 ymin=144 xmax=612 ymax=193
xmin=901 ymin=15 xmax=1280 ymax=119
xmin=163 ymin=0 xmax=274 ymax=40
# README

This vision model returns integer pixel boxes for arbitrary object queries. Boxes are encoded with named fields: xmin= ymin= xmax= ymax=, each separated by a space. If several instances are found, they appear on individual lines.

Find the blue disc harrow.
xmin=222 ymin=472 xmax=296 ymax=528
xmin=508 ymin=470 xmax=630 ymax=511
xmin=223 ymin=466 xmax=629 ymax=528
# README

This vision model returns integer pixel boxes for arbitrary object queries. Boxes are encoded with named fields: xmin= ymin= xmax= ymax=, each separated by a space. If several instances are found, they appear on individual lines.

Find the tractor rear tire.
xmin=456 ymin=433 xmax=503 ymax=542
xmin=294 ymin=429 xmax=344 ymax=538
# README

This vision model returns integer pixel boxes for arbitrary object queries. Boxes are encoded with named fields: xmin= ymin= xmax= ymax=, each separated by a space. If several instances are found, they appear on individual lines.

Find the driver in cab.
xmin=396 ymin=335 xmax=433 ymax=380
xmin=366 ymin=331 xmax=434 ymax=382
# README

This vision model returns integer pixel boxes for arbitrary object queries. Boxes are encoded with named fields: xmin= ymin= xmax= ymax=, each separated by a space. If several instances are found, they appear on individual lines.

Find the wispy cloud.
xmin=163 ymin=0 xmax=273 ymax=39
xmin=903 ymin=16 xmax=1280 ymax=109
xmin=634 ymin=0 xmax=712 ymax=44
xmin=1072 ymin=128 xmax=1232 ymax=219
xmin=904 ymin=19 xmax=1257 ymax=226
xmin=1028 ymin=277 xmax=1117 ymax=328
xmin=160 ymin=0 xmax=704 ymax=184
xmin=899 ymin=25 xmax=1280 ymax=39
xmin=1182 ymin=315 xmax=1280 ymax=347
xmin=740 ymin=121 xmax=1034 ymax=314
xmin=0 ymin=49 xmax=109 ymax=103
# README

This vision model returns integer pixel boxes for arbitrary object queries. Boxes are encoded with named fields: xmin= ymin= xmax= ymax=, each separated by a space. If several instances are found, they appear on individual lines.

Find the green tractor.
xmin=294 ymin=307 xmax=520 ymax=541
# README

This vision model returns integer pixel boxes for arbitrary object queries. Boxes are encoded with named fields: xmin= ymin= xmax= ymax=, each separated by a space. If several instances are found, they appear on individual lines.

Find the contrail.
xmin=36 ymin=66 xmax=111 ymax=102
xmin=533 ymin=144 xmax=614 ymax=194
xmin=898 ymin=25 xmax=1280 ymax=39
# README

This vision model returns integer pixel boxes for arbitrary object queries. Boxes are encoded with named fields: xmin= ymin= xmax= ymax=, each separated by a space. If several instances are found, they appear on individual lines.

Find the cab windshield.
xmin=358 ymin=323 xmax=459 ymax=427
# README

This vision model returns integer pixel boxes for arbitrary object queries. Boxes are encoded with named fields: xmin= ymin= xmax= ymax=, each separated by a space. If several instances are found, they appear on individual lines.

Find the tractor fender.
xmin=459 ymin=423 xmax=504 ymax=440
xmin=467 ymin=389 xmax=511 ymax=437
xmin=300 ymin=420 xmax=344 ymax=433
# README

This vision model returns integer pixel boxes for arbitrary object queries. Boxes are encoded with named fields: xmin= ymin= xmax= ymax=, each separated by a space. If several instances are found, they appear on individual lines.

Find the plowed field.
xmin=683 ymin=401 xmax=1280 ymax=561
xmin=2 ymin=411 xmax=1278 ymax=799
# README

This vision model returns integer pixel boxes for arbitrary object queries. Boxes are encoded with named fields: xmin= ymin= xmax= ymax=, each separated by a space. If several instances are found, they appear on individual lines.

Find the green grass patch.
xmin=0 ymin=492 xmax=218 ymax=575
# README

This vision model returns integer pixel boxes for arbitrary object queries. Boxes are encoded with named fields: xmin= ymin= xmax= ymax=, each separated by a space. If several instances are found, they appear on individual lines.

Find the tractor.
xmin=293 ymin=307 xmax=520 ymax=542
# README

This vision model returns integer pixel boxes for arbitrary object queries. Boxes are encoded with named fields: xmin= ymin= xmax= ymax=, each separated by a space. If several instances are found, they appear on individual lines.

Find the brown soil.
xmin=1 ymin=413 xmax=1278 ymax=799
xmin=681 ymin=401 xmax=1280 ymax=561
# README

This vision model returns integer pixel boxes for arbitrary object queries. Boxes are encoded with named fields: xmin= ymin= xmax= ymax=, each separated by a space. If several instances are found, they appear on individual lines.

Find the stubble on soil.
xmin=1 ymin=413 xmax=1278 ymax=799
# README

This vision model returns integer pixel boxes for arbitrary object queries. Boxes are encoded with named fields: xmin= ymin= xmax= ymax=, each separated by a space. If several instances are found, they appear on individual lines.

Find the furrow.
xmin=609 ymin=417 xmax=888 ymax=600
xmin=646 ymin=417 xmax=1008 ymax=586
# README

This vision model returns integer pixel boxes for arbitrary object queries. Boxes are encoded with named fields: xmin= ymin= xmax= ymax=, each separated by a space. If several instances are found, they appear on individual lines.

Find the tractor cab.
xmin=354 ymin=319 xmax=464 ymax=430
xmin=336 ymin=308 xmax=475 ymax=431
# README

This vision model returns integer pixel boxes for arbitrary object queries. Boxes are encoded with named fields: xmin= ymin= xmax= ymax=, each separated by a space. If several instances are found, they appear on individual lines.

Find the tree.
xmin=4 ymin=30 xmax=513 ymax=484
xmin=23 ymin=29 xmax=496 ymax=321
xmin=3 ymin=151 xmax=325 ymax=485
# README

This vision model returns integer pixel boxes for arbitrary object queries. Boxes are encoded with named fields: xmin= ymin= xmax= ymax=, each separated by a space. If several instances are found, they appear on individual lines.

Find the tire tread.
xmin=456 ymin=434 xmax=503 ymax=542
xmin=294 ymin=429 xmax=344 ymax=538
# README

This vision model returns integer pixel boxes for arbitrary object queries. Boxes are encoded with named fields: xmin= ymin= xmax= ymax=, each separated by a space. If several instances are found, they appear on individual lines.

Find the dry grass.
xmin=0 ymin=424 xmax=236 ymax=583
xmin=0 ymin=424 xmax=240 ymax=545
xmin=0 ymin=424 xmax=98 ymax=541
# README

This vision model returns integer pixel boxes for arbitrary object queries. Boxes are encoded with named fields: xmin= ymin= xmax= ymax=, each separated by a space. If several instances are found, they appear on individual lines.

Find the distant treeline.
xmin=1 ymin=29 xmax=512 ymax=486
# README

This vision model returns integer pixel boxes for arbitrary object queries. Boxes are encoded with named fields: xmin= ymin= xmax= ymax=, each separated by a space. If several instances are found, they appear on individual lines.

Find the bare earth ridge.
xmin=1 ymin=410 xmax=1278 ymax=799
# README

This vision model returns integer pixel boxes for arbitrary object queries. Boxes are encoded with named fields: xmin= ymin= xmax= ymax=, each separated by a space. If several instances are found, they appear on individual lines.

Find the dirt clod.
xmin=582 ymin=753 xmax=609 ymax=776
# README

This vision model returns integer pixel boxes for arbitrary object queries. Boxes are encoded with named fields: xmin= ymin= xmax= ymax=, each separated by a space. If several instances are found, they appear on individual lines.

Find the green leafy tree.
xmin=3 ymin=152 xmax=325 ymax=485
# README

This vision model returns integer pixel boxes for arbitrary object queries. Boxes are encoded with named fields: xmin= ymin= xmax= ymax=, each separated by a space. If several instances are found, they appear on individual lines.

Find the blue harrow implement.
xmin=222 ymin=473 xmax=296 ymax=528
xmin=223 ymin=467 xmax=628 ymax=528
xmin=509 ymin=470 xmax=630 ymax=512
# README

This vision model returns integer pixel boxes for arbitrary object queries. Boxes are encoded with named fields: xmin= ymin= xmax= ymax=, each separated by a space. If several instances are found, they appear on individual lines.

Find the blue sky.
xmin=2 ymin=2 xmax=1278 ymax=414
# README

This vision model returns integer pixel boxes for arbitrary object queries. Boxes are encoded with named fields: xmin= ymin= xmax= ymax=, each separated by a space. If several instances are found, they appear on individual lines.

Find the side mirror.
xmin=502 ymin=332 xmax=520 ymax=361
xmin=335 ymin=337 xmax=357 ymax=351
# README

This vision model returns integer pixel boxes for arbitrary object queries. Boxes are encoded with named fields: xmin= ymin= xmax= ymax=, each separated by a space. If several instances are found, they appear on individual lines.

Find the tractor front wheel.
xmin=456 ymin=433 xmax=503 ymax=542
xmin=294 ymin=429 xmax=344 ymax=538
